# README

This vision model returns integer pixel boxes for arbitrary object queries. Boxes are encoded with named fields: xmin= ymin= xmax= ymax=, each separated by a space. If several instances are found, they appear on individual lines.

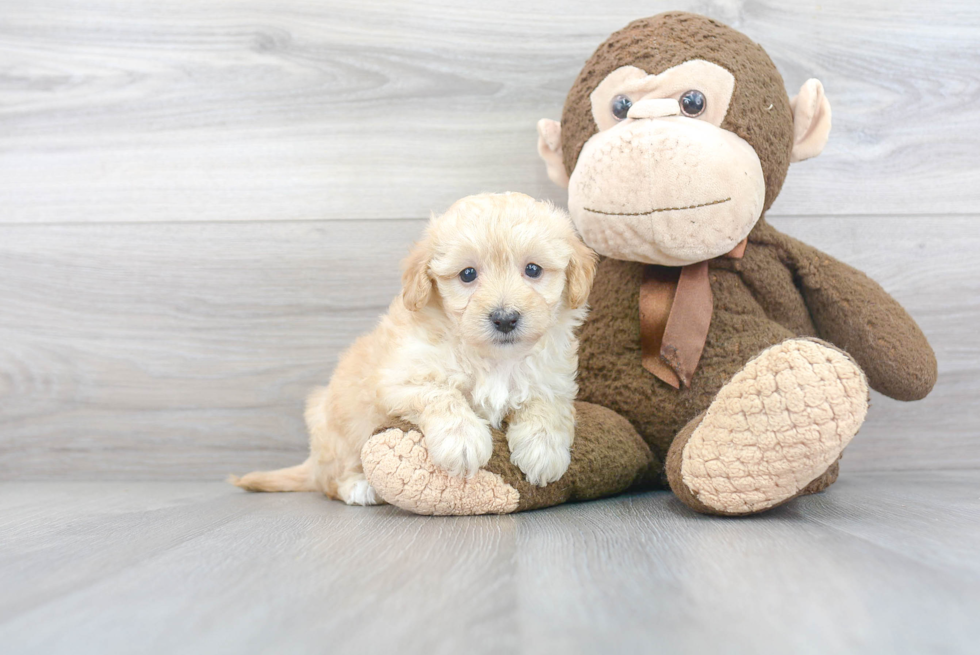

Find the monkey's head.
xmin=537 ymin=12 xmax=832 ymax=266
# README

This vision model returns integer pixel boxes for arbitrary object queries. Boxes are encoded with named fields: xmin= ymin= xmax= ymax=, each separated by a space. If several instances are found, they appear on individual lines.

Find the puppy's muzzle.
xmin=489 ymin=308 xmax=521 ymax=335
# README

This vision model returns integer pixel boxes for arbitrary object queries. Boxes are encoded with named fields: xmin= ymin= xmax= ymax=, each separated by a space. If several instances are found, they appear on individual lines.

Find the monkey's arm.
xmin=777 ymin=235 xmax=937 ymax=401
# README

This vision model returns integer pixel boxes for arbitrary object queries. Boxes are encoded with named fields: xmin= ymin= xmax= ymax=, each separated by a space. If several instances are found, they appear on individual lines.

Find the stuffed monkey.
xmin=361 ymin=12 xmax=937 ymax=516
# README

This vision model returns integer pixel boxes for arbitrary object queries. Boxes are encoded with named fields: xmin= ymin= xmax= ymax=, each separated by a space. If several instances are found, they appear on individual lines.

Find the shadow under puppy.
xmin=232 ymin=192 xmax=597 ymax=504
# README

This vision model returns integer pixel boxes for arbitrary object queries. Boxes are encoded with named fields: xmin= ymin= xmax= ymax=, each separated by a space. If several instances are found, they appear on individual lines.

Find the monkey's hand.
xmin=782 ymin=236 xmax=937 ymax=401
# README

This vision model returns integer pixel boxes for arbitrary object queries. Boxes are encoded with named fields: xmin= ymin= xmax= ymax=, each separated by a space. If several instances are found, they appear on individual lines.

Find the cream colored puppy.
xmin=231 ymin=192 xmax=597 ymax=505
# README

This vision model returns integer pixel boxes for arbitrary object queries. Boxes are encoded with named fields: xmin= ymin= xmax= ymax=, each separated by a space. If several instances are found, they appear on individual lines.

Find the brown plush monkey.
xmin=360 ymin=12 xmax=937 ymax=516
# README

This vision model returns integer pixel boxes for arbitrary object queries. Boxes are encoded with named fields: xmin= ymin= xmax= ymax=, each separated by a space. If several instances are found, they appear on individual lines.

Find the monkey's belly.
xmin=577 ymin=260 xmax=800 ymax=461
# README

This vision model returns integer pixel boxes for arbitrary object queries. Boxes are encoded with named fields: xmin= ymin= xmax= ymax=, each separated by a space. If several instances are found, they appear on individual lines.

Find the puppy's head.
xmin=402 ymin=192 xmax=597 ymax=352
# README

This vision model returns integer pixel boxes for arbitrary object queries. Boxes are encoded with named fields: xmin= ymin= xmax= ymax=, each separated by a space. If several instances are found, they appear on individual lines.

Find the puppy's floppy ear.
xmin=401 ymin=238 xmax=434 ymax=311
xmin=565 ymin=236 xmax=598 ymax=309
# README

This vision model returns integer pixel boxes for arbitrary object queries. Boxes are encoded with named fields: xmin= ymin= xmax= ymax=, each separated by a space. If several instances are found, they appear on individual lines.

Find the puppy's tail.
xmin=230 ymin=387 xmax=332 ymax=493
xmin=229 ymin=457 xmax=316 ymax=493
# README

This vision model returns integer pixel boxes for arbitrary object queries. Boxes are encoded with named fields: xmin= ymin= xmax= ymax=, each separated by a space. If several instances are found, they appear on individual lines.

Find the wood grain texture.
xmin=1 ymin=0 xmax=979 ymax=223
xmin=1 ymin=474 xmax=978 ymax=654
xmin=0 ymin=216 xmax=975 ymax=479
xmin=2 ymin=5 xmax=977 ymax=651
xmin=0 ymin=219 xmax=415 ymax=478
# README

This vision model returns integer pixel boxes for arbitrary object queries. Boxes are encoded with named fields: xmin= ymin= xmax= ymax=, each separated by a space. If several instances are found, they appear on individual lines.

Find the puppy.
xmin=231 ymin=192 xmax=597 ymax=505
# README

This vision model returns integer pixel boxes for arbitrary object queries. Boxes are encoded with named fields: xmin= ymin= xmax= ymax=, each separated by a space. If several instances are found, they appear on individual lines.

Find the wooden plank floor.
xmin=1 ymin=472 xmax=978 ymax=655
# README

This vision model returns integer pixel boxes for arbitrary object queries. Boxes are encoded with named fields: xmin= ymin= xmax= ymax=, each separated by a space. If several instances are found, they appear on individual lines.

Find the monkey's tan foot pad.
xmin=361 ymin=427 xmax=520 ymax=516
xmin=666 ymin=338 xmax=869 ymax=516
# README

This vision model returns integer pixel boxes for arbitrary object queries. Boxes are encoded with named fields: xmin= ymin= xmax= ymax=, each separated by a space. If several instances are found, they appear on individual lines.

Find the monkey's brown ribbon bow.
xmin=639 ymin=238 xmax=746 ymax=389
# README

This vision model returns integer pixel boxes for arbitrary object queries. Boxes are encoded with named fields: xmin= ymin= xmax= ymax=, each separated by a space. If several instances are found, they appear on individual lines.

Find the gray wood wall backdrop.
xmin=1 ymin=0 xmax=977 ymax=480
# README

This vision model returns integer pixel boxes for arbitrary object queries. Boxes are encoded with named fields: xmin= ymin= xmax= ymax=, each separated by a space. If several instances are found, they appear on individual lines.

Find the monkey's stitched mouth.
xmin=583 ymin=197 xmax=732 ymax=216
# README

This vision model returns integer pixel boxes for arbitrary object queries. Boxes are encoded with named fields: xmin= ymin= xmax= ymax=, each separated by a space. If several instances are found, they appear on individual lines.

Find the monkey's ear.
xmin=401 ymin=239 xmax=433 ymax=311
xmin=789 ymin=79 xmax=832 ymax=163
xmin=537 ymin=119 xmax=570 ymax=188
xmin=566 ymin=237 xmax=598 ymax=310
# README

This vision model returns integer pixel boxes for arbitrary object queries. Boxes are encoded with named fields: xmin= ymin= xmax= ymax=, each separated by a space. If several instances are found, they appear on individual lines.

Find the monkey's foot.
xmin=666 ymin=338 xmax=869 ymax=516
xmin=361 ymin=425 xmax=521 ymax=516
xmin=362 ymin=403 xmax=656 ymax=516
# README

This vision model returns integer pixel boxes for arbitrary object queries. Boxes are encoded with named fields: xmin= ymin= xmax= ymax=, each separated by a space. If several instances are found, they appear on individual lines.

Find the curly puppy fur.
xmin=231 ymin=192 xmax=597 ymax=504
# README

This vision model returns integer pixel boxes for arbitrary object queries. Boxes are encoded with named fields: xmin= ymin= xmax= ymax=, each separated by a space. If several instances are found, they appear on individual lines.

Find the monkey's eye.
xmin=459 ymin=267 xmax=478 ymax=283
xmin=680 ymin=90 xmax=706 ymax=117
xmin=610 ymin=94 xmax=633 ymax=120
xmin=525 ymin=263 xmax=542 ymax=278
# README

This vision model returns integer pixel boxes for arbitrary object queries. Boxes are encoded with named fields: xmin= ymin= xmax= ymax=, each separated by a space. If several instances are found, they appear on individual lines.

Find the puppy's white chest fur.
xmin=467 ymin=361 xmax=525 ymax=429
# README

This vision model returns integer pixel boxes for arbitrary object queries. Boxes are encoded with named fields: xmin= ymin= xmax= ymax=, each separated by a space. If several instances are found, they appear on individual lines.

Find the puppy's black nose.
xmin=490 ymin=309 xmax=521 ymax=334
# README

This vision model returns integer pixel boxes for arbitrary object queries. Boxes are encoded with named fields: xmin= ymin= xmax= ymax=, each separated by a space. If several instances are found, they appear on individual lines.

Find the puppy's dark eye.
xmin=611 ymin=94 xmax=632 ymax=120
xmin=680 ymin=90 xmax=706 ymax=117
xmin=525 ymin=263 xmax=542 ymax=278
xmin=459 ymin=267 xmax=477 ymax=283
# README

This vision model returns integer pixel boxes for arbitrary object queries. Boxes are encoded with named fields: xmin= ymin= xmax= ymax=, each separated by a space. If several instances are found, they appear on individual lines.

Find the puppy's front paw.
xmin=507 ymin=425 xmax=572 ymax=487
xmin=425 ymin=418 xmax=493 ymax=479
